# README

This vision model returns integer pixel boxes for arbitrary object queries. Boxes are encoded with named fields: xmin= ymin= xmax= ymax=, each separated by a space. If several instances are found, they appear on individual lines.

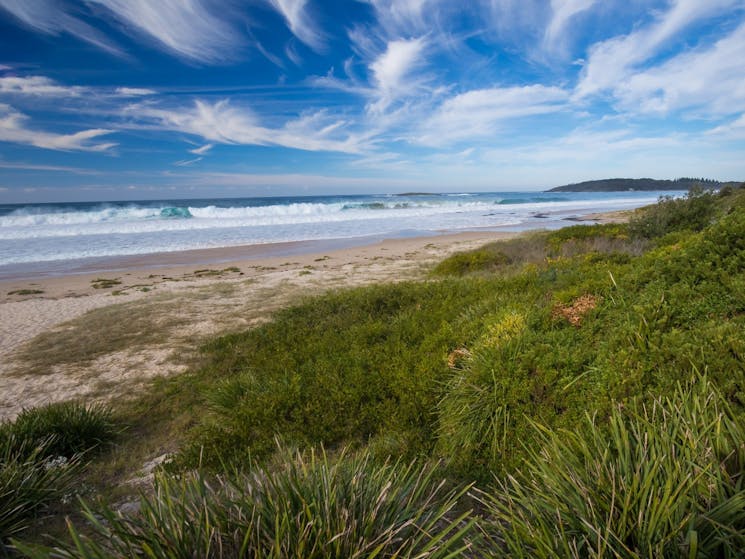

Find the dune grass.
xmin=23 ymin=446 xmax=475 ymax=559
xmin=477 ymin=378 xmax=745 ymax=558
xmin=1 ymin=402 xmax=118 ymax=551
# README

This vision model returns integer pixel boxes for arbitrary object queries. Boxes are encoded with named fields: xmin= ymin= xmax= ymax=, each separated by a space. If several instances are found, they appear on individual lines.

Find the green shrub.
xmin=178 ymin=280 xmax=514 ymax=468
xmin=1 ymin=402 xmax=119 ymax=460
xmin=476 ymin=379 xmax=745 ymax=558
xmin=1 ymin=435 xmax=79 ymax=547
xmin=628 ymin=187 xmax=718 ymax=239
xmin=26 ymin=447 xmax=475 ymax=559
xmin=432 ymin=246 xmax=511 ymax=276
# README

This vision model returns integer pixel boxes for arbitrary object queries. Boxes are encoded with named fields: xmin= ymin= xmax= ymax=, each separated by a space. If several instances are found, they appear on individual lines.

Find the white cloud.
xmin=0 ymin=0 xmax=125 ymax=56
xmin=128 ymin=99 xmax=366 ymax=153
xmin=416 ymin=85 xmax=569 ymax=146
xmin=363 ymin=0 xmax=437 ymax=35
xmin=544 ymin=0 xmax=597 ymax=51
xmin=0 ymin=104 xmax=116 ymax=151
xmin=368 ymin=37 xmax=428 ymax=114
xmin=0 ymin=75 xmax=158 ymax=102
xmin=0 ymin=161 xmax=99 ymax=173
xmin=707 ymin=114 xmax=745 ymax=138
xmin=576 ymin=0 xmax=744 ymax=98
xmin=189 ymin=143 xmax=214 ymax=155
xmin=0 ymin=75 xmax=85 ymax=97
xmin=115 ymin=87 xmax=156 ymax=96
xmin=174 ymin=157 xmax=203 ymax=166
xmin=613 ymin=23 xmax=745 ymax=116
xmin=87 ymin=0 xmax=244 ymax=63
xmin=266 ymin=0 xmax=324 ymax=51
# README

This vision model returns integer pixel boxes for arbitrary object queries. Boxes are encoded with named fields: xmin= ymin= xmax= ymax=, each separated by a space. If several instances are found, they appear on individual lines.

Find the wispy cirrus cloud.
xmin=0 ymin=75 xmax=156 ymax=100
xmin=707 ymin=114 xmax=745 ymax=139
xmin=575 ymin=0 xmax=745 ymax=98
xmin=0 ymin=161 xmax=100 ymax=174
xmin=87 ymin=0 xmax=245 ymax=64
xmin=0 ymin=0 xmax=125 ymax=56
xmin=544 ymin=0 xmax=597 ymax=52
xmin=416 ymin=85 xmax=570 ymax=146
xmin=266 ymin=0 xmax=324 ymax=51
xmin=114 ymin=87 xmax=156 ymax=96
xmin=126 ymin=99 xmax=367 ymax=153
xmin=0 ymin=75 xmax=86 ymax=97
xmin=612 ymin=22 xmax=745 ymax=116
xmin=189 ymin=143 xmax=214 ymax=155
xmin=367 ymin=37 xmax=429 ymax=114
xmin=0 ymin=104 xmax=116 ymax=151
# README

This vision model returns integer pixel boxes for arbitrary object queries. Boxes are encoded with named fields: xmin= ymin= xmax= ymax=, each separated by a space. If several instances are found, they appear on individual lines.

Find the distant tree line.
xmin=548 ymin=177 xmax=739 ymax=192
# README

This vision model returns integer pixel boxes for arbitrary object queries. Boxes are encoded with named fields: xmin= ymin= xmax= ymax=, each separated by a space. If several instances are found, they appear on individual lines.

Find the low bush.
xmin=477 ymin=379 xmax=745 ymax=558
xmin=1 ymin=435 xmax=79 ymax=547
xmin=0 ymin=402 xmax=119 ymax=461
xmin=628 ymin=187 xmax=718 ymax=239
xmin=178 ymin=280 xmax=517 ymax=468
xmin=25 ymin=446 xmax=475 ymax=559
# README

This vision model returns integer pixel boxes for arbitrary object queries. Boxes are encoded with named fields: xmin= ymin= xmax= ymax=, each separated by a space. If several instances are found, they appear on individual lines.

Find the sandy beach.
xmin=1 ymin=230 xmax=531 ymax=421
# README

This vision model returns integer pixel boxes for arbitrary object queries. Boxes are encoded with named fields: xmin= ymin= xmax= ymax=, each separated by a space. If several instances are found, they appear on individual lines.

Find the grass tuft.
xmin=24 ymin=446 xmax=475 ymax=558
xmin=476 ymin=378 xmax=745 ymax=558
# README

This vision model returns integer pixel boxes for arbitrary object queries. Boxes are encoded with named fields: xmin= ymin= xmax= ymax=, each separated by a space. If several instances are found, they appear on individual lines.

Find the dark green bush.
xmin=1 ymin=402 xmax=119 ymax=460
xmin=628 ymin=187 xmax=718 ymax=239
xmin=1 ymin=435 xmax=79 ymax=547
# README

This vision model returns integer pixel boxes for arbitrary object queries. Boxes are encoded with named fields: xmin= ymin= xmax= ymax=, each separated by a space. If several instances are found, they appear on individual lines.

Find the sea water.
xmin=0 ymin=191 xmax=678 ymax=276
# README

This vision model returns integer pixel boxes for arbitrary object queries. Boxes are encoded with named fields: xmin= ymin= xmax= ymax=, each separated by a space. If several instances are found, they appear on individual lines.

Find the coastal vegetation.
xmin=5 ymin=184 xmax=745 ymax=557
xmin=548 ymin=177 xmax=732 ymax=192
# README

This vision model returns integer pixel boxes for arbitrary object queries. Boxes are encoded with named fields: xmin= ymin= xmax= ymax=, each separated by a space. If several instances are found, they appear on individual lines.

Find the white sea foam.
xmin=0 ymin=192 xmax=669 ymax=268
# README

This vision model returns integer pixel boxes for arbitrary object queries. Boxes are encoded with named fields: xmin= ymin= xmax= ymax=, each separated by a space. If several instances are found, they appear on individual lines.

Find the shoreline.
xmin=1 ymin=229 xmax=520 ymax=420
xmin=0 ymin=211 xmax=627 ymax=421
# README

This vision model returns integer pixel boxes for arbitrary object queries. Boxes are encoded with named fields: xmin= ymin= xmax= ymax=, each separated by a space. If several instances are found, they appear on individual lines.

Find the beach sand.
xmin=1 ymin=230 xmax=528 ymax=421
xmin=0 ymin=210 xmax=629 ymax=421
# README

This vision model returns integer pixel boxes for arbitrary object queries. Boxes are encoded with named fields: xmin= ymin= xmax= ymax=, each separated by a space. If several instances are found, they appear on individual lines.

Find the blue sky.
xmin=0 ymin=0 xmax=744 ymax=202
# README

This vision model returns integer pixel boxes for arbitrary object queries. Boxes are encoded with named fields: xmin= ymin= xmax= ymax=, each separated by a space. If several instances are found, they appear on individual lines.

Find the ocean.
xmin=0 ymin=191 xmax=677 ymax=278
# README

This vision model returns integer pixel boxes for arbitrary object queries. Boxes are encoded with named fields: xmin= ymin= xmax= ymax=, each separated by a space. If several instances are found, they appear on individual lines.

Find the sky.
xmin=0 ymin=0 xmax=744 ymax=203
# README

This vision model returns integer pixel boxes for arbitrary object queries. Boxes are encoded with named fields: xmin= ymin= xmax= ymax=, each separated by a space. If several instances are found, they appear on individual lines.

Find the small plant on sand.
xmin=476 ymin=378 xmax=745 ymax=558
xmin=25 ymin=446 xmax=475 ymax=558
xmin=7 ymin=289 xmax=45 ymax=296
xmin=90 ymin=278 xmax=121 ymax=289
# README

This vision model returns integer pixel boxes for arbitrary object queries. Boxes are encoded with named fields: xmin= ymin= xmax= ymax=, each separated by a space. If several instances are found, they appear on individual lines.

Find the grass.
xmin=12 ymin=296 xmax=194 ymax=375
xmin=1 ymin=436 xmax=80 ymax=549
xmin=0 ymin=402 xmax=119 ymax=461
xmin=476 ymin=378 xmax=745 ymax=558
xmin=7 ymin=290 xmax=44 ymax=296
xmin=23 ymin=446 xmax=475 ymax=559
xmin=1 ymin=402 xmax=118 ymax=550
xmin=90 ymin=278 xmax=121 ymax=289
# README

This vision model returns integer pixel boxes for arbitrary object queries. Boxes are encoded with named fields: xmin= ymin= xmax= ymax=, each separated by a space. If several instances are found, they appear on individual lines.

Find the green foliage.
xmin=0 ymin=402 xmax=119 ymax=461
xmin=628 ymin=187 xmax=718 ymax=239
xmin=26 ymin=446 xmax=475 ymax=559
xmin=179 ymin=280 xmax=514 ymax=467
xmin=477 ymin=379 xmax=745 ymax=558
xmin=1 ymin=435 xmax=79 ymax=548
xmin=432 ymin=246 xmax=511 ymax=275
xmin=0 ymin=402 xmax=118 ymax=548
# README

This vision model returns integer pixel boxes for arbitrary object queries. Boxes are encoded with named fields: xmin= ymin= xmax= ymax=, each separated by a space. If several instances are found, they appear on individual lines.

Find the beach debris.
xmin=552 ymin=294 xmax=601 ymax=326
